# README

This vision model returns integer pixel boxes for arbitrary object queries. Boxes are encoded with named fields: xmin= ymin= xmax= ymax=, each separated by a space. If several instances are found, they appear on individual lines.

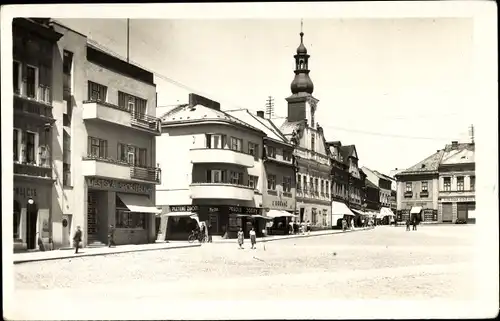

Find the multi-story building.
xmin=278 ymin=30 xmax=332 ymax=229
xmin=395 ymin=150 xmax=443 ymax=223
xmin=12 ymin=18 xmax=63 ymax=251
xmin=156 ymin=94 xmax=266 ymax=240
xmin=54 ymin=22 xmax=162 ymax=248
xmin=364 ymin=178 xmax=381 ymax=214
xmin=437 ymin=141 xmax=475 ymax=223
xmin=226 ymin=109 xmax=297 ymax=234
xmin=339 ymin=144 xmax=365 ymax=216
xmin=362 ymin=167 xmax=395 ymax=219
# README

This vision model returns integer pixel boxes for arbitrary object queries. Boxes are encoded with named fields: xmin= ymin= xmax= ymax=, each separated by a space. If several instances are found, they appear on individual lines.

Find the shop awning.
xmin=117 ymin=193 xmax=162 ymax=214
xmin=266 ymin=210 xmax=297 ymax=218
xmin=251 ymin=215 xmax=274 ymax=220
xmin=331 ymin=201 xmax=355 ymax=216
xmin=351 ymin=208 xmax=367 ymax=216
xmin=164 ymin=212 xmax=197 ymax=217
xmin=381 ymin=207 xmax=395 ymax=217
xmin=410 ymin=206 xmax=422 ymax=214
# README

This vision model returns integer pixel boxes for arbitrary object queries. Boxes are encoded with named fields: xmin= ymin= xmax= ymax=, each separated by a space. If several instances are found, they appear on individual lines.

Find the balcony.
xmin=190 ymin=183 xmax=254 ymax=200
xmin=189 ymin=148 xmax=254 ymax=168
xmin=404 ymin=191 xmax=413 ymax=198
xmin=419 ymin=191 xmax=429 ymax=198
xmin=82 ymin=156 xmax=161 ymax=184
xmin=13 ymin=93 xmax=54 ymax=121
xmin=14 ymin=162 xmax=52 ymax=180
xmin=82 ymin=100 xmax=160 ymax=135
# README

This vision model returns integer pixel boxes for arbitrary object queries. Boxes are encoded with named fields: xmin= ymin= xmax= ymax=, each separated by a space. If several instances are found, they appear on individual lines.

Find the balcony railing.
xmin=404 ymin=191 xmax=413 ymax=198
xmin=14 ymin=94 xmax=53 ymax=119
xmin=419 ymin=191 xmax=429 ymax=198
xmin=130 ymin=166 xmax=161 ymax=184
xmin=14 ymin=162 xmax=52 ymax=179
xmin=131 ymin=111 xmax=161 ymax=132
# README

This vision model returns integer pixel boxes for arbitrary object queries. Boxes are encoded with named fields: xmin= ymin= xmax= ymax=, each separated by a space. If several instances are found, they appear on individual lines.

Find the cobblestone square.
xmin=11 ymin=225 xmax=484 ymax=319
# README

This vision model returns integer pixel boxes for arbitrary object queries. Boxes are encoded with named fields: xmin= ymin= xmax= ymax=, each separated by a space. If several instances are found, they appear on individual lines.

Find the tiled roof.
xmin=397 ymin=150 xmax=445 ymax=176
xmin=339 ymin=145 xmax=356 ymax=165
xmin=225 ymin=109 xmax=289 ymax=144
xmin=160 ymin=104 xmax=263 ymax=134
xmin=279 ymin=119 xmax=304 ymax=136
xmin=365 ymin=179 xmax=379 ymax=189
xmin=440 ymin=143 xmax=475 ymax=165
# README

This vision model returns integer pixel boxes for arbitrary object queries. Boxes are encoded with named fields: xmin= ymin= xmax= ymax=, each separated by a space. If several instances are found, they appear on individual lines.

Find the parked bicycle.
xmin=188 ymin=229 xmax=207 ymax=243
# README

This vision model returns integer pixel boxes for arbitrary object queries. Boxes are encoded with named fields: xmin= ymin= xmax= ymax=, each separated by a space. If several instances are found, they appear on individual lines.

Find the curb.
xmin=13 ymin=243 xmax=202 ymax=265
xmin=212 ymin=227 xmax=373 ymax=244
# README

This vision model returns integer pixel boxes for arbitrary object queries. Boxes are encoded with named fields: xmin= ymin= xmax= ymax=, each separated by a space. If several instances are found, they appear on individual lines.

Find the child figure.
xmin=250 ymin=227 xmax=257 ymax=249
xmin=237 ymin=228 xmax=244 ymax=249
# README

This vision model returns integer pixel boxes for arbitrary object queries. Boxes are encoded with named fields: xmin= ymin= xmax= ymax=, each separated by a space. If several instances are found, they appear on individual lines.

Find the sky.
xmin=58 ymin=17 xmax=475 ymax=175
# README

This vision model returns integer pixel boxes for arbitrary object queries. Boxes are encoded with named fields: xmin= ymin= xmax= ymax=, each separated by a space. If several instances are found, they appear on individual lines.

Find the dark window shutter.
xmin=222 ymin=170 xmax=226 ymax=183
xmin=206 ymin=170 xmax=211 ymax=183
xmin=206 ymin=134 xmax=211 ymax=148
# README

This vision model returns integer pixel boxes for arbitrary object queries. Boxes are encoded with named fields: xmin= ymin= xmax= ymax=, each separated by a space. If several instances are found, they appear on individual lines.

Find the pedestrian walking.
xmin=108 ymin=224 xmax=116 ymax=247
xmin=73 ymin=226 xmax=82 ymax=254
xmin=289 ymin=221 xmax=294 ymax=235
xmin=207 ymin=224 xmax=213 ymax=243
xmin=250 ymin=227 xmax=257 ymax=249
xmin=200 ymin=222 xmax=207 ymax=242
xmin=350 ymin=218 xmax=354 ymax=230
xmin=406 ymin=219 xmax=411 ymax=231
xmin=237 ymin=227 xmax=244 ymax=249
xmin=342 ymin=218 xmax=347 ymax=232
xmin=306 ymin=220 xmax=311 ymax=234
xmin=412 ymin=219 xmax=417 ymax=231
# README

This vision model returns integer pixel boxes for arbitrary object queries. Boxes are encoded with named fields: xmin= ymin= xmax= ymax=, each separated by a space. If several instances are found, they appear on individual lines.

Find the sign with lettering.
xmin=170 ymin=205 xmax=199 ymax=212
xmin=440 ymin=196 xmax=475 ymax=203
xmin=272 ymin=200 xmax=288 ymax=208
xmin=86 ymin=178 xmax=153 ymax=194
xmin=228 ymin=206 xmax=260 ymax=215
xmin=14 ymin=186 xmax=37 ymax=198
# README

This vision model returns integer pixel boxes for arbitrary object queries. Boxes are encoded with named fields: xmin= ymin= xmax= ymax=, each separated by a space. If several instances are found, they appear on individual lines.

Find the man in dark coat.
xmin=108 ymin=224 xmax=116 ymax=247
xmin=73 ymin=226 xmax=82 ymax=254
xmin=207 ymin=224 xmax=213 ymax=243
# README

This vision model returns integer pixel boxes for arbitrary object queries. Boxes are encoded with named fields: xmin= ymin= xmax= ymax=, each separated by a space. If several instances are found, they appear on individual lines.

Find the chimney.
xmin=257 ymin=110 xmax=265 ymax=118
xmin=451 ymin=141 xmax=458 ymax=149
xmin=188 ymin=93 xmax=220 ymax=110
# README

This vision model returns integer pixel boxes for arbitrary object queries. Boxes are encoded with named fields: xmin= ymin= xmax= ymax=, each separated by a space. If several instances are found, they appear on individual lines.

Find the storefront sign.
xmin=440 ymin=196 xmax=475 ymax=203
xmin=14 ymin=186 xmax=37 ymax=198
xmin=170 ymin=205 xmax=199 ymax=212
xmin=86 ymin=178 xmax=153 ymax=194
xmin=272 ymin=200 xmax=288 ymax=207
xmin=228 ymin=206 xmax=259 ymax=215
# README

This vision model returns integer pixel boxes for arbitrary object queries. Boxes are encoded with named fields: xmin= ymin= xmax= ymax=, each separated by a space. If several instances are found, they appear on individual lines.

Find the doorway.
xmin=26 ymin=202 xmax=38 ymax=250
xmin=442 ymin=203 xmax=453 ymax=222
xmin=62 ymin=214 xmax=72 ymax=247
xmin=299 ymin=208 xmax=305 ymax=222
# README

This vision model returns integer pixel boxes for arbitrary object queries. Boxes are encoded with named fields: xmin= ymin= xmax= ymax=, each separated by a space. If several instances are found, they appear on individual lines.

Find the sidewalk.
xmin=211 ymin=226 xmax=373 ymax=243
xmin=13 ymin=242 xmax=201 ymax=265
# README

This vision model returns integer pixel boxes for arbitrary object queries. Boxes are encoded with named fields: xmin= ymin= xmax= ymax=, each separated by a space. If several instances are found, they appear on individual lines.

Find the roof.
xmin=160 ymin=104 xmax=264 ymax=135
xmin=440 ymin=143 xmax=475 ymax=165
xmin=279 ymin=119 xmax=304 ymax=136
xmin=362 ymin=167 xmax=393 ymax=183
xmin=339 ymin=145 xmax=357 ymax=165
xmin=225 ymin=109 xmax=289 ymax=144
xmin=365 ymin=179 xmax=379 ymax=189
xmin=396 ymin=150 xmax=445 ymax=177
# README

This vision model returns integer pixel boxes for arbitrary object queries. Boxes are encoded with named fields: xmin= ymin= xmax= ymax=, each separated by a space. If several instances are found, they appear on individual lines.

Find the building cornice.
xmin=161 ymin=119 xmax=266 ymax=137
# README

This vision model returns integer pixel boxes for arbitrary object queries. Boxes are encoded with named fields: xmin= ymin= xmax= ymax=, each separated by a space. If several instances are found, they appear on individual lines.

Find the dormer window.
xmin=421 ymin=164 xmax=426 ymax=169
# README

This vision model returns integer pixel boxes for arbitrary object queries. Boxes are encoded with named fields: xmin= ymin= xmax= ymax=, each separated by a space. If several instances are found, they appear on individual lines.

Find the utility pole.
xmin=265 ymin=96 xmax=275 ymax=119
xmin=126 ymin=18 xmax=130 ymax=63
xmin=469 ymin=124 xmax=475 ymax=144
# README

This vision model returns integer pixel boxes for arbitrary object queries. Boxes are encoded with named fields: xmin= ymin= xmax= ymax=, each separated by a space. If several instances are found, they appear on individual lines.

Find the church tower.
xmin=286 ymin=21 xmax=319 ymax=124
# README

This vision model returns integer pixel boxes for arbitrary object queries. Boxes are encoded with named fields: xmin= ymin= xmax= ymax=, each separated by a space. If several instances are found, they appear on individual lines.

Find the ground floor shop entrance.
xmin=442 ymin=203 xmax=453 ymax=222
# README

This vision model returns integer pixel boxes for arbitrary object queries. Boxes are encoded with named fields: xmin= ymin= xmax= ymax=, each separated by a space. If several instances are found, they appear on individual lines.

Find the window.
xmin=138 ymin=148 xmax=147 ymax=167
xmin=470 ymin=176 xmax=475 ymax=191
xmin=13 ymin=61 xmax=20 ymax=94
xmin=206 ymin=134 xmax=224 ymax=149
xmin=325 ymin=181 xmax=329 ymax=197
xmin=230 ymin=137 xmax=242 ymax=152
xmin=311 ymin=133 xmax=315 ymax=151
xmin=115 ymin=207 xmax=146 ymax=229
xmin=314 ymin=178 xmax=319 ymax=194
xmin=457 ymin=176 xmax=464 ymax=191
xmin=230 ymin=171 xmax=244 ymax=185
xmin=309 ymin=177 xmax=314 ymax=193
xmin=119 ymin=91 xmax=147 ymax=115
xmin=25 ymin=65 xmax=38 ymax=99
xmin=283 ymin=150 xmax=292 ymax=162
xmin=248 ymin=142 xmax=258 ymax=157
xmin=322 ymin=209 xmax=327 ymax=226
xmin=311 ymin=208 xmax=317 ymax=225
xmin=63 ymin=50 xmax=73 ymax=95
xmin=13 ymin=129 xmax=19 ymax=161
xmin=88 ymin=137 xmax=107 ymax=158
xmin=267 ymin=174 xmax=276 ymax=190
xmin=405 ymin=182 xmax=412 ymax=192
xmin=311 ymin=112 xmax=315 ymax=128
xmin=14 ymin=201 xmax=21 ymax=240
xmin=267 ymin=146 xmax=276 ymax=158
xmin=88 ymin=81 xmax=107 ymax=102
xmin=443 ymin=177 xmax=451 ymax=191
xmin=118 ymin=143 xmax=128 ymax=162
xmin=297 ymin=175 xmax=302 ymax=191
xmin=25 ymin=132 xmax=36 ymax=164
xmin=63 ymin=163 xmax=71 ymax=186
xmin=321 ymin=180 xmax=325 ymax=195
xmin=283 ymin=176 xmax=292 ymax=193
xmin=39 ymin=145 xmax=49 ymax=167
xmin=421 ymin=181 xmax=428 ymax=191
xmin=248 ymin=175 xmax=258 ymax=189
xmin=206 ymin=169 xmax=225 ymax=183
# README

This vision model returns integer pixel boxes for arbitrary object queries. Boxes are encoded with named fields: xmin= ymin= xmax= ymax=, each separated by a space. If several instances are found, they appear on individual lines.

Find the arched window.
xmin=14 ymin=201 xmax=20 ymax=240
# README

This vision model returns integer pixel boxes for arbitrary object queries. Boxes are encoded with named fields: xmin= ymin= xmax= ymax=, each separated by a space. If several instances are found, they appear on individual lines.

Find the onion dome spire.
xmin=290 ymin=20 xmax=314 ymax=95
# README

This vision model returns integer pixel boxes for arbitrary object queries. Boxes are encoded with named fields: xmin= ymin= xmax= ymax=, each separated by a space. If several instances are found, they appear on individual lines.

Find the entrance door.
xmin=26 ymin=203 xmax=38 ymax=250
xmin=299 ymin=208 xmax=305 ymax=222
xmin=442 ymin=203 xmax=453 ymax=222
xmin=457 ymin=203 xmax=468 ymax=220
xmin=62 ymin=214 xmax=72 ymax=247
xmin=87 ymin=191 xmax=99 ymax=242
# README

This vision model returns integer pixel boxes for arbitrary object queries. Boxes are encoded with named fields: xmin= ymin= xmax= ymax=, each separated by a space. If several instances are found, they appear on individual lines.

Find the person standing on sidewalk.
xmin=406 ymin=219 xmax=411 ymax=231
xmin=207 ymin=224 xmax=213 ymax=243
xmin=306 ymin=220 xmax=311 ymax=235
xmin=237 ymin=228 xmax=244 ymax=249
xmin=250 ymin=227 xmax=257 ymax=249
xmin=73 ymin=226 xmax=82 ymax=254
xmin=108 ymin=224 xmax=116 ymax=248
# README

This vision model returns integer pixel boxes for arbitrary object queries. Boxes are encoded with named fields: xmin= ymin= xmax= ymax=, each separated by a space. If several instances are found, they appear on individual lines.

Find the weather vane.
xmin=300 ymin=19 xmax=303 ymax=33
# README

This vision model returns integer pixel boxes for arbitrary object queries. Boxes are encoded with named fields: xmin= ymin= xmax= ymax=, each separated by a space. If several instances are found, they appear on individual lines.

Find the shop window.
xmin=115 ymin=209 xmax=146 ymax=229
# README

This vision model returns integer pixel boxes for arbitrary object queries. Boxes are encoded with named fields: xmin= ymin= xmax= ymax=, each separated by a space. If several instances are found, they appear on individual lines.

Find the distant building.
xmin=156 ymin=94 xmax=266 ymax=240
xmin=278 ymin=30 xmax=332 ymax=228
xmin=327 ymin=141 xmax=353 ymax=228
xmin=361 ymin=167 xmax=392 ymax=209
xmin=437 ymin=141 xmax=475 ymax=223
xmin=364 ymin=177 xmax=381 ymax=213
